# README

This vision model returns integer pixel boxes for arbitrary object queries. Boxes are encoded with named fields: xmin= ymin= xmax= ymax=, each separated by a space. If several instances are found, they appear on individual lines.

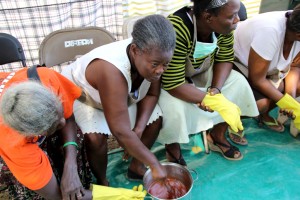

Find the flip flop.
xmin=262 ymin=117 xmax=285 ymax=133
xmin=227 ymin=128 xmax=248 ymax=146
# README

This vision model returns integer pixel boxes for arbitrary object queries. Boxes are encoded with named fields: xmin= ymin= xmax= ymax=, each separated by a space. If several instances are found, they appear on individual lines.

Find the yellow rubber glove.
xmin=132 ymin=184 xmax=147 ymax=195
xmin=202 ymin=93 xmax=243 ymax=132
xmin=91 ymin=184 xmax=146 ymax=200
xmin=276 ymin=93 xmax=300 ymax=130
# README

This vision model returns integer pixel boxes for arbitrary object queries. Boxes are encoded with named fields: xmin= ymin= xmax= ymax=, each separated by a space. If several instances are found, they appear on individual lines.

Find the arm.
xmin=33 ymin=170 xmax=92 ymax=200
xmin=59 ymin=115 xmax=87 ymax=200
xmin=86 ymin=59 xmax=164 ymax=178
xmin=1 ymin=134 xmax=63 ymax=199
xmin=133 ymin=79 xmax=161 ymax=137
xmin=163 ymin=16 xmax=206 ymax=103
xmin=211 ymin=62 xmax=233 ymax=92
xmin=286 ymin=52 xmax=300 ymax=97
xmin=34 ymin=174 xmax=61 ymax=200
xmin=248 ymin=47 xmax=284 ymax=102
xmin=210 ymin=32 xmax=235 ymax=93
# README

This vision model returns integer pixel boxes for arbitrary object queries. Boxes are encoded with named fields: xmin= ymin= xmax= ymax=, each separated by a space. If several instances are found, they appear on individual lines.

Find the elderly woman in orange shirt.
xmin=0 ymin=67 xmax=92 ymax=199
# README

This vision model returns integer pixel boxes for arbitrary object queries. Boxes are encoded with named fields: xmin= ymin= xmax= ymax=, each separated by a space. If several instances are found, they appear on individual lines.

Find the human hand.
xmin=61 ymin=164 xmax=85 ymax=200
xmin=207 ymin=87 xmax=221 ymax=95
xmin=279 ymin=108 xmax=296 ymax=120
xmin=149 ymin=163 xmax=167 ymax=180
xmin=81 ymin=190 xmax=92 ymax=200
xmin=202 ymin=93 xmax=243 ymax=132
xmin=196 ymin=101 xmax=213 ymax=112
xmin=277 ymin=93 xmax=300 ymax=130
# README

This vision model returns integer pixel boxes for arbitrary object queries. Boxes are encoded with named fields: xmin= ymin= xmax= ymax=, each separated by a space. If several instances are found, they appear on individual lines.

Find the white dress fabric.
xmin=61 ymin=38 xmax=162 ymax=134
xmin=234 ymin=11 xmax=300 ymax=79
xmin=157 ymin=70 xmax=259 ymax=144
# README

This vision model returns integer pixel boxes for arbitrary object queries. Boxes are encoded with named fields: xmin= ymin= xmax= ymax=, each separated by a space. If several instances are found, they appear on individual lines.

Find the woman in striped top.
xmin=157 ymin=0 xmax=258 ymax=162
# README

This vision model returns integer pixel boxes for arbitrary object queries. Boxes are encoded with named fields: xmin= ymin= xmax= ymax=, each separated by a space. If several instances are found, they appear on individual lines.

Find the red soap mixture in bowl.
xmin=143 ymin=162 xmax=194 ymax=200
xmin=148 ymin=177 xmax=187 ymax=199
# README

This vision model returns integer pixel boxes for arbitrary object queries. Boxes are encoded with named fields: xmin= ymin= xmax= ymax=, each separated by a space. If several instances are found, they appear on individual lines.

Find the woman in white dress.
xmin=62 ymin=15 xmax=176 ymax=183
xmin=157 ymin=0 xmax=259 ymax=163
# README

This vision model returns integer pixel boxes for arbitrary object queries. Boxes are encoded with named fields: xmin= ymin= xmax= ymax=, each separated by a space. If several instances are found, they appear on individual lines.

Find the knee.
xmin=149 ymin=116 xmax=162 ymax=130
xmin=84 ymin=133 xmax=107 ymax=151
xmin=257 ymin=98 xmax=271 ymax=113
xmin=155 ymin=116 xmax=162 ymax=126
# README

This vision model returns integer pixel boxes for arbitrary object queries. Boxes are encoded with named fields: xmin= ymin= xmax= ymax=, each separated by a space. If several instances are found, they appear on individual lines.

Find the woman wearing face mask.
xmin=157 ymin=0 xmax=259 ymax=163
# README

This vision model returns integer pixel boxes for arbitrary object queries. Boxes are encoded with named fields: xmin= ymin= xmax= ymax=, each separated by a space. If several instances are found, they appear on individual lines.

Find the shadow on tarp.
xmin=106 ymin=108 xmax=300 ymax=200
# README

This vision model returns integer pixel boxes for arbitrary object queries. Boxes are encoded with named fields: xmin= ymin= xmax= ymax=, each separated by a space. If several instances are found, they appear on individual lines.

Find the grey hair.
xmin=131 ymin=14 xmax=176 ymax=53
xmin=0 ymin=81 xmax=63 ymax=136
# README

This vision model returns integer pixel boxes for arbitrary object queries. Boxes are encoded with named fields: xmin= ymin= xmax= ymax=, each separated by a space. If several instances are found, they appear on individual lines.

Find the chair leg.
xmin=202 ymin=131 xmax=210 ymax=154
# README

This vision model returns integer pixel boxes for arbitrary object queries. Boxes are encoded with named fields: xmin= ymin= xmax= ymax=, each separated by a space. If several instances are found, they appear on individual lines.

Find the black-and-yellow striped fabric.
xmin=162 ymin=7 xmax=235 ymax=91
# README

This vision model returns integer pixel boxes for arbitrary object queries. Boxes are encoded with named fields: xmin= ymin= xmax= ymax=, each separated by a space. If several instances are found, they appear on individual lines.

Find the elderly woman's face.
xmin=134 ymin=46 xmax=173 ymax=82
xmin=45 ymin=111 xmax=66 ymax=136
xmin=209 ymin=0 xmax=240 ymax=35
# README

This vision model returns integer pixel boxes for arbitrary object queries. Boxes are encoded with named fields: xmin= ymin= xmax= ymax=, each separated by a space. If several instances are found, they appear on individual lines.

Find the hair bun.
xmin=285 ymin=11 xmax=292 ymax=18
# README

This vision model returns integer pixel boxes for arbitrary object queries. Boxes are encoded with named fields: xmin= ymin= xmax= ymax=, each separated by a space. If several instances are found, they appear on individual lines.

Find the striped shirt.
xmin=162 ymin=7 xmax=235 ymax=90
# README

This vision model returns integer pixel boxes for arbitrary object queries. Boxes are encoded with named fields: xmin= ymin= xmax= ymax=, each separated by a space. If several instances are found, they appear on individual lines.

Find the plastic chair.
xmin=0 ymin=33 xmax=26 ymax=67
xmin=38 ymin=26 xmax=121 ymax=152
xmin=122 ymin=16 xmax=145 ymax=39
xmin=239 ymin=1 xmax=248 ymax=21
xmin=39 ymin=26 xmax=116 ymax=67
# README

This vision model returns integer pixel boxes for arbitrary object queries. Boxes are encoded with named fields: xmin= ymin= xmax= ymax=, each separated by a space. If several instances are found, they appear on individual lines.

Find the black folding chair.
xmin=0 ymin=33 xmax=26 ymax=67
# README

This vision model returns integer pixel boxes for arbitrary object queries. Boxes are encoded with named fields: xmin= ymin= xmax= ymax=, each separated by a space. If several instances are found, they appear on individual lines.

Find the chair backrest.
xmin=122 ymin=16 xmax=145 ymax=39
xmin=39 ymin=26 xmax=116 ymax=67
xmin=0 ymin=33 xmax=26 ymax=67
xmin=259 ymin=0 xmax=290 ymax=13
xmin=239 ymin=1 xmax=247 ymax=21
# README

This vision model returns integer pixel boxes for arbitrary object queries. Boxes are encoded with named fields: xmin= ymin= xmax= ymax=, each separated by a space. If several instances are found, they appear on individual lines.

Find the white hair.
xmin=0 ymin=81 xmax=63 ymax=136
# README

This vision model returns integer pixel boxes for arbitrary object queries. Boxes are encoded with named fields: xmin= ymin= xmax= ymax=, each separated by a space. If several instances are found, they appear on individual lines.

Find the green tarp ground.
xmin=107 ymin=109 xmax=300 ymax=200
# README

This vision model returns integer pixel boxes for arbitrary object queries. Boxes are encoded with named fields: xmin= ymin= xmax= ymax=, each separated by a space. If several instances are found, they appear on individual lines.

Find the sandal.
xmin=228 ymin=127 xmax=248 ymax=146
xmin=165 ymin=146 xmax=187 ymax=166
xmin=257 ymin=116 xmax=285 ymax=132
xmin=207 ymin=133 xmax=243 ymax=161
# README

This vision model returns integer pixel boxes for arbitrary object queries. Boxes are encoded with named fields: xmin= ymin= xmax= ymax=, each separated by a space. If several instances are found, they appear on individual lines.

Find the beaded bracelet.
xmin=63 ymin=141 xmax=78 ymax=149
xmin=207 ymin=86 xmax=221 ymax=94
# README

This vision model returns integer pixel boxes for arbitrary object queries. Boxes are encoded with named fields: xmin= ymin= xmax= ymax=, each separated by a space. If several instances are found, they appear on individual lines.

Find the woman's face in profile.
xmin=209 ymin=0 xmax=240 ymax=35
xmin=45 ymin=111 xmax=65 ymax=136
xmin=134 ymin=46 xmax=173 ymax=82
